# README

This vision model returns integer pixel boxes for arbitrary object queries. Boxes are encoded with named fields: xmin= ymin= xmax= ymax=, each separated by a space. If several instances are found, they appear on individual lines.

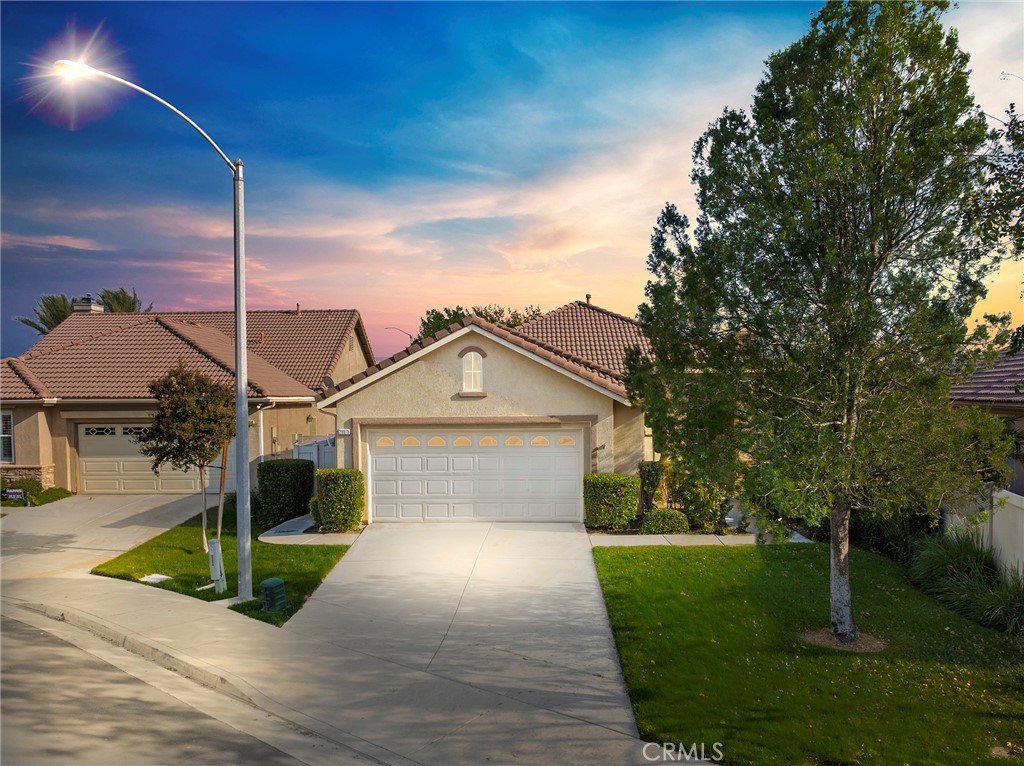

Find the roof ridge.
xmin=5 ymin=357 xmax=53 ymax=399
xmin=571 ymin=300 xmax=642 ymax=327
xmin=157 ymin=317 xmax=268 ymax=397
xmin=21 ymin=314 xmax=158 ymax=361
xmin=320 ymin=314 xmax=627 ymax=402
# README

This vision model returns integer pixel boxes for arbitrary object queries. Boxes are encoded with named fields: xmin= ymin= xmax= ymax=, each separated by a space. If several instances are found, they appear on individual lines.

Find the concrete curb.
xmin=17 ymin=601 xmax=407 ymax=766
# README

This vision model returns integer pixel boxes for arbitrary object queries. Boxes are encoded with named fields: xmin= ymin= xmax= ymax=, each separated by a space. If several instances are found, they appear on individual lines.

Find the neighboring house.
xmin=317 ymin=299 xmax=654 ymax=524
xmin=0 ymin=304 xmax=374 ymax=494
xmin=950 ymin=348 xmax=1024 ymax=494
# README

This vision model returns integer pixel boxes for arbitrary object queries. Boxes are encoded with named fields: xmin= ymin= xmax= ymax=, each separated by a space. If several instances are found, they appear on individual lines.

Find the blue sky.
xmin=2 ymin=1 xmax=1022 ymax=360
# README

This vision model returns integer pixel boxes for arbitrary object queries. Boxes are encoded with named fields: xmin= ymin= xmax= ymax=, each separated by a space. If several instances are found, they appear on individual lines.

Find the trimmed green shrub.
xmin=313 ymin=468 xmax=364 ymax=532
xmin=665 ymin=470 xmax=729 ymax=532
xmin=584 ymin=473 xmax=640 ymax=529
xmin=638 ymin=460 xmax=665 ymax=513
xmin=253 ymin=459 xmax=315 ymax=529
xmin=640 ymin=508 xmax=689 ymax=535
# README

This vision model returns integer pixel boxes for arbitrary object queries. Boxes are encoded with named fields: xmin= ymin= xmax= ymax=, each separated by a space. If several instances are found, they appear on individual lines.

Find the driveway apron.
xmin=284 ymin=522 xmax=638 ymax=736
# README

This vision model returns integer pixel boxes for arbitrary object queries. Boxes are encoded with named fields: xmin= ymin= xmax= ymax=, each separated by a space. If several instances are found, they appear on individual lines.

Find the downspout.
xmin=255 ymin=402 xmax=276 ymax=464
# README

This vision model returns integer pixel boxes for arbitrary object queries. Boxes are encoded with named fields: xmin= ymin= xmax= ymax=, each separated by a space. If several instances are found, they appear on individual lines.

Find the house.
xmin=0 ymin=304 xmax=374 ymax=494
xmin=950 ymin=348 xmax=1024 ymax=494
xmin=317 ymin=299 xmax=653 ymax=523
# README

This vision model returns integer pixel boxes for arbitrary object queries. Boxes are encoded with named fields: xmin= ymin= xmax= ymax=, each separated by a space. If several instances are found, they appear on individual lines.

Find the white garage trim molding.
xmin=353 ymin=417 xmax=597 ymax=523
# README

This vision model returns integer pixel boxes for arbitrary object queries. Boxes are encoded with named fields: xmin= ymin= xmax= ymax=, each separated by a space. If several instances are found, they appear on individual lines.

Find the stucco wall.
xmin=331 ymin=333 xmax=375 ymax=382
xmin=1 ymin=406 xmax=55 ymax=488
xmin=326 ymin=329 xmax=637 ymax=474
xmin=612 ymin=401 xmax=647 ymax=473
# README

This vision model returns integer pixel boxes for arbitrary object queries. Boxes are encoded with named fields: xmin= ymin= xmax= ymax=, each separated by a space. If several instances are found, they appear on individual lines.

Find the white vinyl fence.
xmin=983 ymin=489 xmax=1024 ymax=575
xmin=292 ymin=436 xmax=337 ymax=471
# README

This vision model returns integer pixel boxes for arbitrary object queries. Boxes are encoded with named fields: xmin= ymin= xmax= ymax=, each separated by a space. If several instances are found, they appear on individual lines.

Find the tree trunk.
xmin=200 ymin=465 xmax=209 ymax=554
xmin=829 ymin=498 xmax=857 ymax=642
xmin=216 ymin=440 xmax=229 ymax=539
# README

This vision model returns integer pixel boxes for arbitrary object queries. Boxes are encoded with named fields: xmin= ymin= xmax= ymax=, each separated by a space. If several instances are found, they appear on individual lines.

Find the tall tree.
xmin=98 ymin=287 xmax=153 ymax=313
xmin=627 ymin=1 xmax=1019 ymax=642
xmin=15 ymin=294 xmax=74 ymax=336
xmin=16 ymin=287 xmax=154 ymax=336
xmin=133 ymin=362 xmax=235 ymax=552
xmin=416 ymin=304 xmax=542 ymax=341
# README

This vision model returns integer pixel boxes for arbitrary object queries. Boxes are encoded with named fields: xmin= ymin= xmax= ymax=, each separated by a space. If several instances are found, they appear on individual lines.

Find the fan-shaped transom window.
xmin=531 ymin=436 xmax=550 ymax=446
xmin=479 ymin=436 xmax=498 ymax=446
xmin=557 ymin=435 xmax=576 ymax=447
xmin=375 ymin=436 xmax=394 ymax=447
xmin=453 ymin=436 xmax=472 ymax=447
xmin=505 ymin=436 xmax=524 ymax=446
xmin=428 ymin=436 xmax=447 ymax=447
xmin=402 ymin=436 xmax=422 ymax=447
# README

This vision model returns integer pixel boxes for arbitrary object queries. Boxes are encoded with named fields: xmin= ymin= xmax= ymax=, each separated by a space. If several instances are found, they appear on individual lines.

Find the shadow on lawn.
xmin=749 ymin=542 xmax=1024 ymax=670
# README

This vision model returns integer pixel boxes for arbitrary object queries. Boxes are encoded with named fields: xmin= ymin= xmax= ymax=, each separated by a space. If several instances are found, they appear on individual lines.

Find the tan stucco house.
xmin=317 ymin=300 xmax=654 ymax=523
xmin=950 ymin=348 xmax=1024 ymax=494
xmin=0 ymin=305 xmax=374 ymax=494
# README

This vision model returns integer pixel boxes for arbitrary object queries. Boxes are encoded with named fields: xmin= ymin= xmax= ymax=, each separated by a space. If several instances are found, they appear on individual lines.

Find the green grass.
xmin=594 ymin=544 xmax=1024 ymax=766
xmin=1 ymin=486 xmax=74 ymax=507
xmin=92 ymin=497 xmax=347 ymax=626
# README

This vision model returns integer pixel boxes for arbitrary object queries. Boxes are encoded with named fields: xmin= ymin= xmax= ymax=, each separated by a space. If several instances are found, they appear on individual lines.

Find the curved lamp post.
xmin=54 ymin=60 xmax=254 ymax=600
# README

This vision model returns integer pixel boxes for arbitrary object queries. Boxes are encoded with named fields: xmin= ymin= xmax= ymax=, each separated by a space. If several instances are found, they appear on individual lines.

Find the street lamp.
xmin=54 ymin=59 xmax=254 ymax=600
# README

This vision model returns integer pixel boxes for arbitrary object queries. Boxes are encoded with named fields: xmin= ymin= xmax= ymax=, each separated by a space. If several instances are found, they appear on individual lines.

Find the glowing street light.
xmin=53 ymin=58 xmax=255 ymax=600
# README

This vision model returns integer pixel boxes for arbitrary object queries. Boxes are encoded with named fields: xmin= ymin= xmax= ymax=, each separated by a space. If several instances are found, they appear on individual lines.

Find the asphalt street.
xmin=1 ymin=615 xmax=308 ymax=766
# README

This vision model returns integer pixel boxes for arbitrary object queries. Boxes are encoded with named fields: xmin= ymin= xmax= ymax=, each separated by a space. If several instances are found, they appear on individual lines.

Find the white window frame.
xmin=462 ymin=351 xmax=483 ymax=392
xmin=1 ymin=411 xmax=14 ymax=464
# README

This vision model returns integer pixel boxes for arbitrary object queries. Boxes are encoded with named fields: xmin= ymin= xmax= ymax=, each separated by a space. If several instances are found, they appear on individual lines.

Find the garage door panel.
xmin=426 ymin=503 xmax=449 ymax=519
xmin=400 ymin=503 xmax=424 ymax=519
xmin=369 ymin=428 xmax=583 ymax=522
xmin=374 ymin=456 xmax=398 ymax=472
xmin=451 ymin=456 xmax=475 ymax=472
xmin=426 ymin=480 xmax=449 ymax=494
xmin=425 ymin=457 xmax=449 ymax=472
xmin=375 ymin=479 xmax=398 ymax=495
xmin=376 ymin=503 xmax=399 ymax=519
xmin=477 ymin=457 xmax=500 ymax=472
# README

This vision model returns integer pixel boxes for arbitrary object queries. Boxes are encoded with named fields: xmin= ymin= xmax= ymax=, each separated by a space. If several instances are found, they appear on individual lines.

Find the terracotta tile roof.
xmin=950 ymin=350 xmax=1024 ymax=408
xmin=12 ymin=316 xmax=312 ymax=400
xmin=1 ymin=358 xmax=52 ymax=400
xmin=32 ymin=309 xmax=372 ymax=391
xmin=321 ymin=314 xmax=629 ymax=402
xmin=519 ymin=301 xmax=651 ymax=376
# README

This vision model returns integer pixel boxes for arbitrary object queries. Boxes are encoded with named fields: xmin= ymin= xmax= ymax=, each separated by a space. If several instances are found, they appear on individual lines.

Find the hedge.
xmin=640 ymin=507 xmax=690 ymax=535
xmin=584 ymin=473 xmax=640 ymax=529
xmin=252 ymin=459 xmax=315 ymax=529
xmin=312 ymin=468 xmax=365 ymax=532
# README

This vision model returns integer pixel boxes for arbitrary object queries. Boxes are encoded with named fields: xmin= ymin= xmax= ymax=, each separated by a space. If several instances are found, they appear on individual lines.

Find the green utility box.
xmin=260 ymin=577 xmax=287 ymax=612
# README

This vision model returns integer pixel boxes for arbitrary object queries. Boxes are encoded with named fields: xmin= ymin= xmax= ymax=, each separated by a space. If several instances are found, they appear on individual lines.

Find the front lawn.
xmin=92 ymin=497 xmax=346 ymax=626
xmin=594 ymin=544 xmax=1024 ymax=765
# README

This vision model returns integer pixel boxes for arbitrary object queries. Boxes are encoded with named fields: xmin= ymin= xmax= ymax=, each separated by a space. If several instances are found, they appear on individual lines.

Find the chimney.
xmin=73 ymin=294 xmax=104 ymax=313
xmin=585 ymin=293 xmax=592 ymax=305
xmin=296 ymin=302 xmax=301 ymax=318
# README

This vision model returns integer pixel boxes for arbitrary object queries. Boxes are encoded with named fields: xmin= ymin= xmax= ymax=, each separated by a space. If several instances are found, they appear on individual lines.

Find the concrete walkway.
xmin=1 ymin=498 xmax=652 ymax=766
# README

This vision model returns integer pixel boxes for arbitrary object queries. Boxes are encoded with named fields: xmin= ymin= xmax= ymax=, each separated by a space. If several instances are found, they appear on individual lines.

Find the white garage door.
xmin=78 ymin=424 xmax=236 ymax=495
xmin=368 ymin=428 xmax=584 ymax=522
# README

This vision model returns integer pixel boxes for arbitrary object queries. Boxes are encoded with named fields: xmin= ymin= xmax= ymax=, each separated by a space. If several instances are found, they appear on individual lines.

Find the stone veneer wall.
xmin=0 ymin=464 xmax=56 ymax=489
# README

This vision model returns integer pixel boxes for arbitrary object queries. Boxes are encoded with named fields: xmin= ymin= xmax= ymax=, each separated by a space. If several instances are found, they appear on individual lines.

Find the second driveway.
xmin=284 ymin=522 xmax=637 ymax=736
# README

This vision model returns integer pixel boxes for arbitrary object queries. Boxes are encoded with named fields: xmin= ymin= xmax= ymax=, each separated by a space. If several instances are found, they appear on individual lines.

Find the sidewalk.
xmin=2 ymin=499 xmax=654 ymax=766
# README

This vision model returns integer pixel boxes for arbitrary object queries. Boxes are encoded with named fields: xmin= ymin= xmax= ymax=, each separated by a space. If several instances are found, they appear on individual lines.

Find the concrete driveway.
xmin=1 ymin=494 xmax=203 ymax=583
xmin=285 ymin=522 xmax=638 ymax=736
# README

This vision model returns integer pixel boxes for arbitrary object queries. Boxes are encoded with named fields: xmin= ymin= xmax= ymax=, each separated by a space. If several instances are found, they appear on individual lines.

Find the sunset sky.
xmin=2 ymin=1 xmax=1021 ymax=361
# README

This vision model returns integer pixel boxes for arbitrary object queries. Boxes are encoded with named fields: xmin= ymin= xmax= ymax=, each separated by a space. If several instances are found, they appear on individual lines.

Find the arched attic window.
xmin=459 ymin=347 xmax=485 ymax=393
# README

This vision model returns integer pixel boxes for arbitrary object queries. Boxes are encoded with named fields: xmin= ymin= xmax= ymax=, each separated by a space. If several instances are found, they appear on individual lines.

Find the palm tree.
xmin=16 ymin=288 xmax=154 ymax=336
xmin=98 ymin=287 xmax=153 ymax=313
xmin=15 ymin=294 xmax=74 ymax=336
